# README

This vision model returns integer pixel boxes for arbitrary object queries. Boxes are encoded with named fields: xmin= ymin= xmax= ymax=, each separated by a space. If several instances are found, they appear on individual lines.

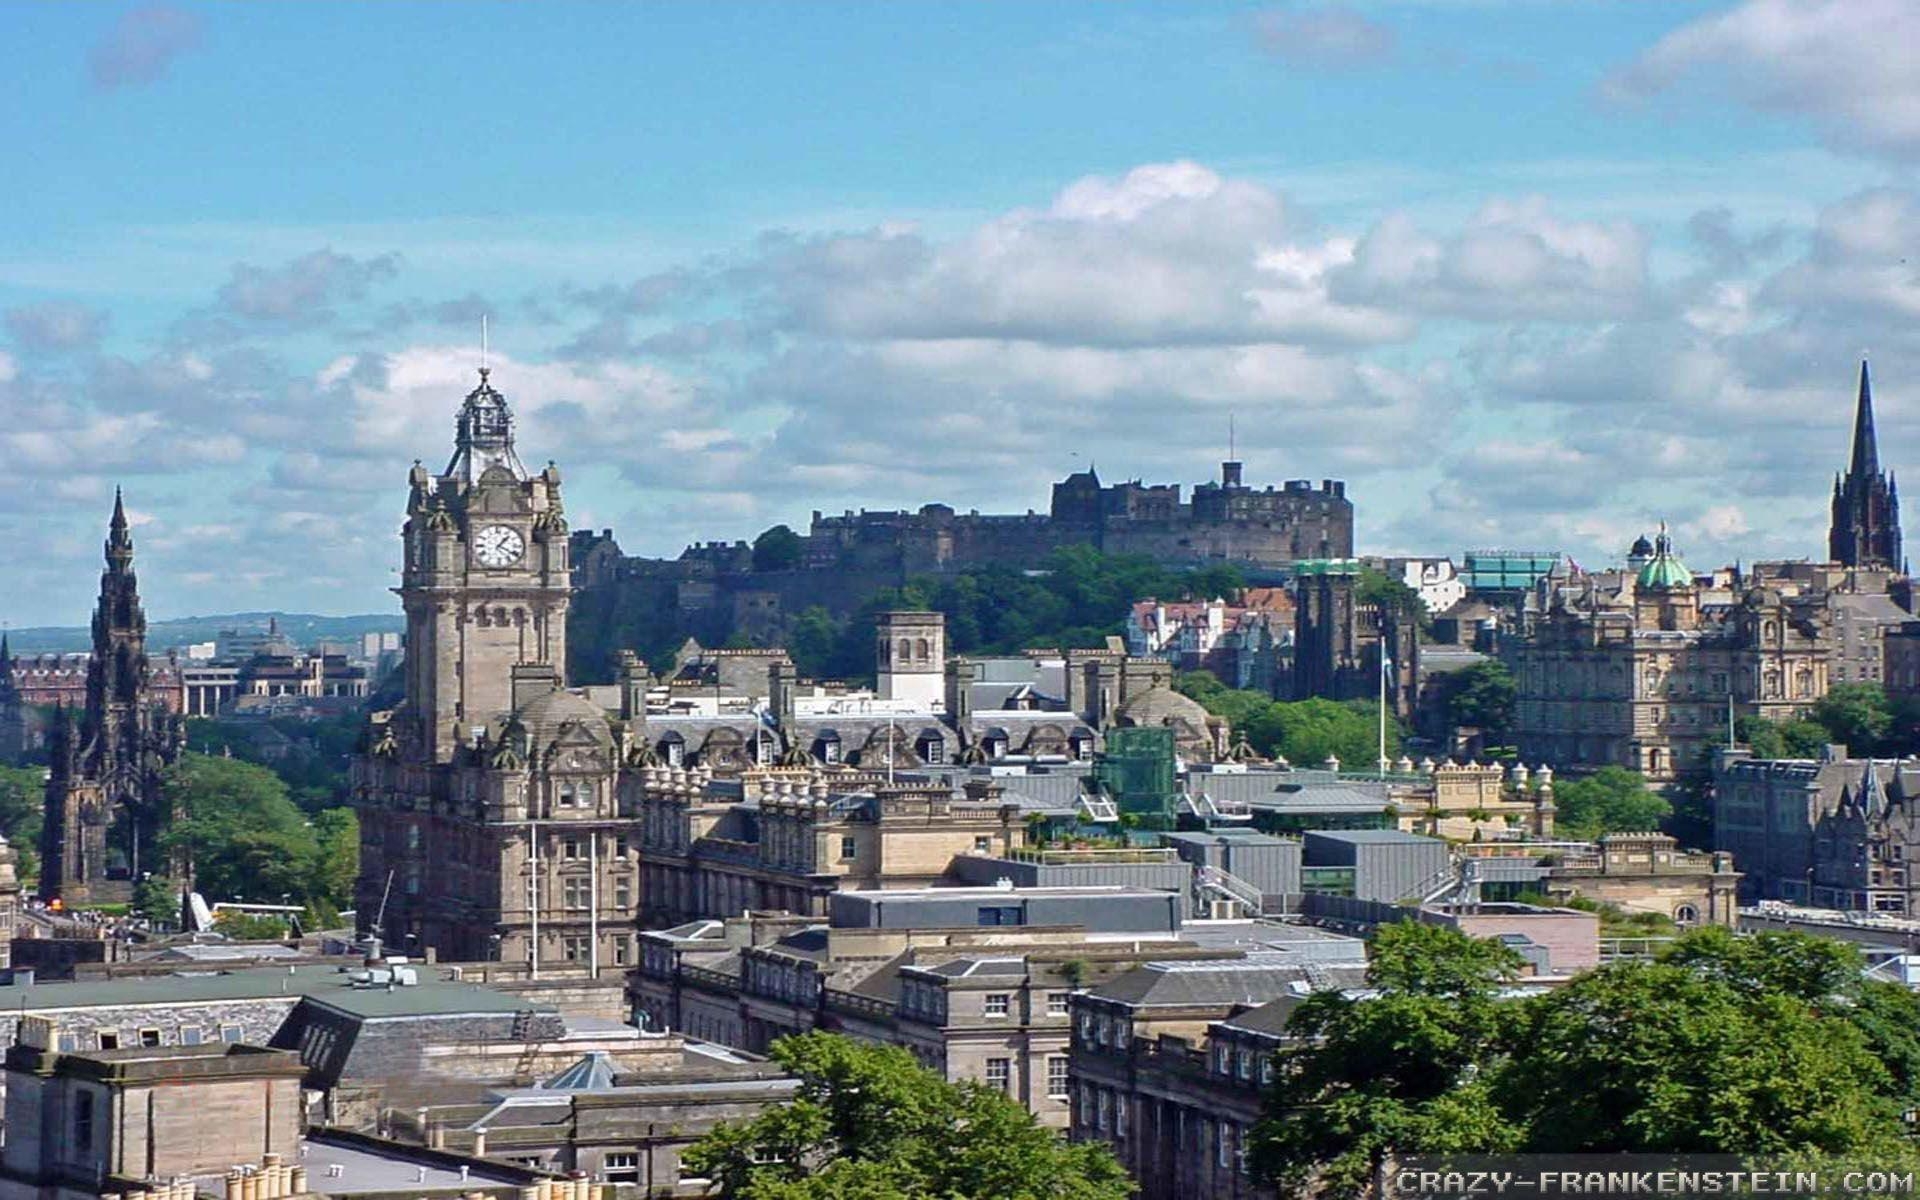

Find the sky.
xmin=4 ymin=0 xmax=1920 ymax=627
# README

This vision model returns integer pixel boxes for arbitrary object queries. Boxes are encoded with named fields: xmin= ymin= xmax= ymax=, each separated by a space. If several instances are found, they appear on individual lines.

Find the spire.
xmin=1851 ymin=359 xmax=1880 ymax=479
xmin=105 ymin=487 xmax=133 ymax=568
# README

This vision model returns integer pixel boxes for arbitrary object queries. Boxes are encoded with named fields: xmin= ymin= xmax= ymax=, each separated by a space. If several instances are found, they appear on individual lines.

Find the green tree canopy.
xmin=1252 ymin=927 xmax=1916 ymax=1198
xmin=752 ymin=524 xmax=805 ymax=572
xmin=1439 ymin=660 xmax=1516 ymax=742
xmin=0 ymin=764 xmax=44 ymax=883
xmin=1807 ymin=683 xmax=1894 ymax=756
xmin=685 ymin=1033 xmax=1132 ymax=1200
xmin=1550 ymin=766 xmax=1671 ymax=838
xmin=161 ymin=753 xmax=357 ymax=909
xmin=1251 ymin=923 xmax=1526 ymax=1197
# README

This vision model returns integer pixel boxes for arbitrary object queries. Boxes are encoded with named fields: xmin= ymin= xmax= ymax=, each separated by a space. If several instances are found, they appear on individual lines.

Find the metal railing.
xmin=1196 ymin=865 xmax=1264 ymax=916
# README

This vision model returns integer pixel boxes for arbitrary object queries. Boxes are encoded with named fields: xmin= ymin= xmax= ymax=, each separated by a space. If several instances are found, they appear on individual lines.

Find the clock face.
xmin=473 ymin=524 xmax=525 ymax=568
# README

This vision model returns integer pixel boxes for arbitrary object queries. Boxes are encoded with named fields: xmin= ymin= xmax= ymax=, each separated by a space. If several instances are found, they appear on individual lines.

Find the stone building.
xmin=1714 ymin=746 xmax=1920 ymax=912
xmin=1506 ymin=529 xmax=1830 ymax=782
xmin=567 ymin=460 xmax=1353 ymax=668
xmin=41 ymin=493 xmax=185 ymax=905
xmin=1831 ymin=361 xmax=1903 ymax=571
xmin=351 ymin=369 xmax=631 ymax=970
xmin=1067 ymin=956 xmax=1368 ymax=1200
xmin=353 ymin=368 xmax=1236 ymax=967
xmin=1290 ymin=560 xmax=1419 ymax=722
xmin=0 ymin=1034 xmax=307 ymax=1198
xmin=631 ymin=904 xmax=1360 ymax=1131
xmin=0 ymin=637 xmax=24 ymax=762
xmin=1392 ymin=760 xmax=1556 ymax=841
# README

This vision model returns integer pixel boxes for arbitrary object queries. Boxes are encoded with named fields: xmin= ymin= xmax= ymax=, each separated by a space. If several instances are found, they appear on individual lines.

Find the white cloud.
xmin=1608 ymin=0 xmax=1920 ymax=160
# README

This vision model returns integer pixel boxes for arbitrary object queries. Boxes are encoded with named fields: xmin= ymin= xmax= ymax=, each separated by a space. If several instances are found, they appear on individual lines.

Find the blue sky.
xmin=4 ymin=1 xmax=1919 ymax=626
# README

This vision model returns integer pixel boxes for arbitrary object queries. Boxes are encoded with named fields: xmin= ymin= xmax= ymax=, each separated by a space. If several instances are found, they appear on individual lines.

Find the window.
xmin=615 ymin=835 xmax=631 ymax=859
xmin=74 ymin=1090 xmax=94 ymax=1149
xmin=1218 ymin=1122 xmax=1235 ymax=1170
xmin=985 ymin=1057 xmax=1011 ymax=1093
xmin=1237 ymin=1048 xmax=1253 ymax=1080
xmin=139 ymin=1028 xmax=162 ymax=1047
xmin=1215 ymin=1043 xmax=1231 ymax=1073
xmin=977 ymin=905 xmax=1023 ymax=927
xmin=602 ymin=1152 xmax=639 ymax=1183
xmin=840 ymin=835 xmax=858 ymax=861
xmin=563 ymin=936 xmax=590 ymax=962
xmin=1048 ymin=1055 xmax=1070 ymax=1098
xmin=615 ymin=876 xmax=632 ymax=909
xmin=984 ymin=993 xmax=1010 ymax=1018
xmin=562 ymin=837 xmax=585 ymax=861
xmin=974 ymin=835 xmax=993 ymax=853
xmin=1047 ymin=991 xmax=1069 ymax=1016
xmin=1116 ymin=1095 xmax=1129 ymax=1138
xmin=1260 ymin=1058 xmax=1275 ymax=1085
xmin=564 ymin=877 xmax=591 ymax=910
xmin=1096 ymin=1089 xmax=1111 ymax=1132
xmin=97 ymin=1031 xmax=120 ymax=1050
xmin=56 ymin=1032 xmax=79 ymax=1052
xmin=220 ymin=1025 xmax=243 ymax=1044
xmin=1078 ymin=1012 xmax=1094 ymax=1044
xmin=614 ymin=937 xmax=631 ymax=967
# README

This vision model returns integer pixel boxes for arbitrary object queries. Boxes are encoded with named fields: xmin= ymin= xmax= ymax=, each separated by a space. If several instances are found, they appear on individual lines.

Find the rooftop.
xmin=0 ymin=964 xmax=544 ymax=1020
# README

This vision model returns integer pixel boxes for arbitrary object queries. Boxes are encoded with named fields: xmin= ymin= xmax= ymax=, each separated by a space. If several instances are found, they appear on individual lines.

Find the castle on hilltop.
xmin=569 ymin=461 xmax=1353 ymax=670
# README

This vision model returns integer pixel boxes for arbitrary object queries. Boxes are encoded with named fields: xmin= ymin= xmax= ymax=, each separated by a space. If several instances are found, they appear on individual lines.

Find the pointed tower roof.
xmin=1861 ymin=760 xmax=1889 ymax=821
xmin=1850 ymin=359 xmax=1880 ymax=480
xmin=106 ymin=487 xmax=134 ymax=567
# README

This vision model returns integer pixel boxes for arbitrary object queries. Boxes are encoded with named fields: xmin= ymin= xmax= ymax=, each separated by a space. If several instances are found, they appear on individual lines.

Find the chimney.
xmin=944 ymin=658 xmax=976 ymax=723
xmin=511 ymin=663 xmax=559 ymax=711
xmin=770 ymin=661 xmax=799 ymax=726
xmin=619 ymin=651 xmax=650 ymax=720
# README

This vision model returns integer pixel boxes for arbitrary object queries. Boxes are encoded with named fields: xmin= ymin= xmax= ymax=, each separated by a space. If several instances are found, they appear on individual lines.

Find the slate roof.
xmin=1089 ymin=954 xmax=1338 ymax=1008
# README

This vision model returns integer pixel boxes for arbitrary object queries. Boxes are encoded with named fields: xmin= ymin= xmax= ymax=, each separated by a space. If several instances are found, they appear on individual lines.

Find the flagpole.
xmin=1379 ymin=652 xmax=1391 ymax=778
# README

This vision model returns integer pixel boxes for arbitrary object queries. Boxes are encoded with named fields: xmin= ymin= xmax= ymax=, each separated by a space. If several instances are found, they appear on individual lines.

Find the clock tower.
xmin=399 ymin=367 xmax=570 ymax=763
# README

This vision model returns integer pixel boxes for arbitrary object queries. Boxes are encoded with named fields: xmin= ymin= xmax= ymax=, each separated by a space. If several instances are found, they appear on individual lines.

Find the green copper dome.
xmin=1635 ymin=526 xmax=1693 ymax=590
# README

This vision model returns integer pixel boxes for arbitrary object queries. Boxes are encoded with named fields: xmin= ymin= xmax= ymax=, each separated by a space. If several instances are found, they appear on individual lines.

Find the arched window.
xmin=897 ymin=638 xmax=913 ymax=663
xmin=1674 ymin=903 xmax=1699 ymax=925
xmin=915 ymin=638 xmax=930 ymax=660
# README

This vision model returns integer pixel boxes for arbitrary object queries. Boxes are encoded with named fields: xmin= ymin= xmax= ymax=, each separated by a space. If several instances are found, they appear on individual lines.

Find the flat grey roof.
xmin=1304 ymin=829 xmax=1440 ymax=845
xmin=835 ymin=884 xmax=1173 ymax=900
xmin=0 ymin=966 xmax=542 ymax=1020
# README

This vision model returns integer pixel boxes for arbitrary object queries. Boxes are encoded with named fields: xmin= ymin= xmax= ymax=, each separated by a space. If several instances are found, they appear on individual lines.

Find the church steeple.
xmin=1851 ymin=360 xmax=1881 ymax=479
xmin=1830 ymin=359 xmax=1903 ymax=570
xmin=106 ymin=486 xmax=134 ymax=568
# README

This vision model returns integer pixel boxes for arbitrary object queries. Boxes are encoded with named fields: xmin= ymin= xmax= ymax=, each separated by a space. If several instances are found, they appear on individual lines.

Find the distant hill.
xmin=3 ymin=612 xmax=404 ymax=656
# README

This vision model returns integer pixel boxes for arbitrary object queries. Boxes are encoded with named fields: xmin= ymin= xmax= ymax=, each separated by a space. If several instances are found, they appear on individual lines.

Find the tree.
xmin=1256 ymin=697 xmax=1402 ymax=768
xmin=1808 ymin=683 xmax=1894 ymax=756
xmin=1439 ymin=661 xmax=1516 ymax=742
xmin=1550 ymin=766 xmax=1671 ymax=838
xmin=133 ymin=873 xmax=181 ymax=926
xmin=1250 ymin=923 xmax=1526 ymax=1198
xmin=753 ymin=524 xmax=805 ymax=572
xmin=309 ymin=808 xmax=360 ymax=907
xmin=684 ymin=1033 xmax=1132 ymax=1200
xmin=1737 ymin=714 xmax=1831 ymax=760
xmin=1501 ymin=957 xmax=1904 ymax=1156
xmin=162 ymin=754 xmax=328 ymax=906
xmin=0 ymin=764 xmax=44 ymax=882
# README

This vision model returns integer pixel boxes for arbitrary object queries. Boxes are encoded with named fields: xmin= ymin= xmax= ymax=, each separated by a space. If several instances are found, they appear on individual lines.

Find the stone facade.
xmin=0 ymin=638 xmax=23 ymax=762
xmin=1507 ymin=530 xmax=1831 ymax=782
xmin=631 ymin=768 xmax=1029 ymax=926
xmin=41 ymin=493 xmax=186 ymax=904
xmin=1291 ymin=561 xmax=1419 ymax=722
xmin=1537 ymin=833 xmax=1741 ymax=926
xmin=1713 ymin=746 xmax=1920 ymax=912
xmin=568 ymin=461 xmax=1353 ymax=666
xmin=0 ymin=1038 xmax=306 ymax=1197
xmin=631 ymin=915 xmax=1256 ymax=1129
